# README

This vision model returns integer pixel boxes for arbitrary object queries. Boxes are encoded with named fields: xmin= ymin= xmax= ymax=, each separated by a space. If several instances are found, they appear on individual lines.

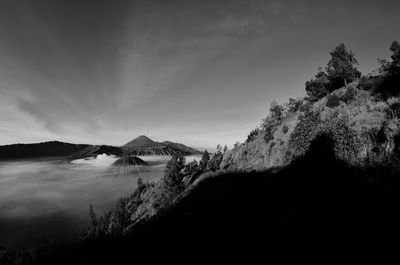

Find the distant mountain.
xmin=69 ymin=145 xmax=122 ymax=160
xmin=0 ymin=141 xmax=89 ymax=160
xmin=121 ymin=135 xmax=202 ymax=156
xmin=0 ymin=136 xmax=201 ymax=161
xmin=123 ymin=135 xmax=162 ymax=148
xmin=161 ymin=141 xmax=202 ymax=155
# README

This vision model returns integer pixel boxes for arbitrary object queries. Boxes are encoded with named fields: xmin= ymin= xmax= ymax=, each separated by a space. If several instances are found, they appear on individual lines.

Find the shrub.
xmin=285 ymin=110 xmax=321 ymax=163
xmin=387 ymin=100 xmax=400 ymax=118
xmin=206 ymin=146 xmax=224 ymax=172
xmin=305 ymin=69 xmax=330 ymax=101
xmin=370 ymin=41 xmax=400 ymax=98
xmin=326 ymin=43 xmax=361 ymax=90
xmin=326 ymin=94 xmax=341 ymax=108
xmin=282 ymin=125 xmax=289 ymax=134
xmin=164 ymin=154 xmax=186 ymax=190
xmin=285 ymin=109 xmax=361 ymax=164
xmin=341 ymin=84 xmax=358 ymax=103
xmin=246 ymin=128 xmax=259 ymax=143
xmin=261 ymin=101 xmax=286 ymax=143
xmin=357 ymin=75 xmax=381 ymax=91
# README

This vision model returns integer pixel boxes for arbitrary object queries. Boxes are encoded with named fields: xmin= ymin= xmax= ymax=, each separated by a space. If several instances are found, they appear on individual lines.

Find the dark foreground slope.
xmin=27 ymin=135 xmax=400 ymax=265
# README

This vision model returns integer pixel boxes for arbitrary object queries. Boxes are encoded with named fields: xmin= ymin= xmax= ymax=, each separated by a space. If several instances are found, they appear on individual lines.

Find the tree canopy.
xmin=305 ymin=44 xmax=361 ymax=101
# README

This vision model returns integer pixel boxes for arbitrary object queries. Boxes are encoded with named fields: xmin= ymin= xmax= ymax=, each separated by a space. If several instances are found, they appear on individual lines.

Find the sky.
xmin=0 ymin=0 xmax=399 ymax=149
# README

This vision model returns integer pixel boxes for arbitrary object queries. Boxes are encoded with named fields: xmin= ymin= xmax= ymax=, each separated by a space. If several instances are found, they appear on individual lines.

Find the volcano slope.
xmin=30 ymin=134 xmax=400 ymax=265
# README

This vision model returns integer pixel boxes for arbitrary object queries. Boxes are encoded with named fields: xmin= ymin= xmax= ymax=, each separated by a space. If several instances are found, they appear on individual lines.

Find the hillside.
xmin=0 ymin=141 xmax=89 ymax=160
xmin=18 ymin=135 xmax=400 ymax=265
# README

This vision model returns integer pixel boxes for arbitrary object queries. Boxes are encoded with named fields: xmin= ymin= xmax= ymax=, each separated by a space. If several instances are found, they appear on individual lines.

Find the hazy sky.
xmin=0 ymin=0 xmax=399 ymax=148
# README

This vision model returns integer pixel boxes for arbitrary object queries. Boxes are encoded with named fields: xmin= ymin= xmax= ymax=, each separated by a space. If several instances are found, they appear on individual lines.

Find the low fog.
xmin=0 ymin=155 xmax=201 ymax=249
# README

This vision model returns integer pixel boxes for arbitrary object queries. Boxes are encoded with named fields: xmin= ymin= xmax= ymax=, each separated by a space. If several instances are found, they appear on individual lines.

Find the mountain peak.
xmin=122 ymin=135 xmax=157 ymax=148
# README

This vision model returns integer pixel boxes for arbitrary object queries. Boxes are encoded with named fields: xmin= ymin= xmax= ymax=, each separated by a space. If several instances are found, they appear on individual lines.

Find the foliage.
xmin=372 ymin=41 xmax=400 ymax=98
xmin=326 ymin=43 xmax=361 ymax=89
xmin=246 ymin=128 xmax=259 ymax=143
xmin=199 ymin=150 xmax=210 ymax=172
xmin=287 ymin=97 xmax=306 ymax=113
xmin=234 ymin=142 xmax=240 ymax=148
xmin=261 ymin=101 xmax=285 ymax=143
xmin=386 ymin=98 xmax=400 ymax=118
xmin=305 ymin=44 xmax=361 ymax=101
xmin=285 ymin=109 xmax=361 ymax=164
xmin=282 ymin=124 xmax=289 ymax=134
xmin=206 ymin=145 xmax=224 ymax=172
xmin=357 ymin=75 xmax=382 ymax=91
xmin=305 ymin=68 xmax=330 ymax=101
xmin=326 ymin=94 xmax=341 ymax=108
xmin=164 ymin=153 xmax=186 ymax=190
xmin=341 ymin=84 xmax=358 ymax=103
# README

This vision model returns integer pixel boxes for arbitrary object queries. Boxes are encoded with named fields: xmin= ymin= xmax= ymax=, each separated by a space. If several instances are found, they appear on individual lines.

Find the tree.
xmin=207 ymin=145 xmax=224 ymax=172
xmin=326 ymin=43 xmax=361 ymax=89
xmin=305 ymin=68 xmax=330 ymax=101
xmin=88 ymin=204 xmax=98 ymax=236
xmin=234 ymin=141 xmax=240 ymax=148
xmin=199 ymin=150 xmax=210 ymax=172
xmin=373 ymin=41 xmax=400 ymax=98
xmin=246 ymin=128 xmax=260 ymax=143
xmin=223 ymin=145 xmax=228 ymax=153
xmin=164 ymin=154 xmax=186 ymax=188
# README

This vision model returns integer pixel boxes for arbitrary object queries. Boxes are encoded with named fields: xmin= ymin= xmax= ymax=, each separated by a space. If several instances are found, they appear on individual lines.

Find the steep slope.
xmin=221 ymin=82 xmax=400 ymax=171
xmin=31 ymin=135 xmax=400 ymax=265
xmin=0 ymin=141 xmax=89 ymax=160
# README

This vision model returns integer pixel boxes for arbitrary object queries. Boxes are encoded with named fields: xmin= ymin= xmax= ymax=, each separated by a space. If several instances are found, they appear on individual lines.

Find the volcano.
xmin=121 ymin=135 xmax=201 ymax=156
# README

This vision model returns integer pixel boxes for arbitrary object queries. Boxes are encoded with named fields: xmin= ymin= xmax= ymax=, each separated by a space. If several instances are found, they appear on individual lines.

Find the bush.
xmin=261 ymin=101 xmax=285 ymax=143
xmin=285 ymin=109 xmax=361 ymax=164
xmin=326 ymin=94 xmax=341 ymax=108
xmin=305 ymin=70 xmax=330 ymax=101
xmin=357 ymin=75 xmax=382 ymax=91
xmin=385 ymin=98 xmax=400 ymax=118
xmin=341 ymin=85 xmax=358 ymax=103
xmin=282 ymin=125 xmax=289 ymax=134
xmin=246 ymin=128 xmax=259 ymax=143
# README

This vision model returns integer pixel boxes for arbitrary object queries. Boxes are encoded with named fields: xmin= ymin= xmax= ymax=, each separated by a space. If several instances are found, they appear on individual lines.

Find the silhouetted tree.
xmin=207 ymin=145 xmax=224 ymax=172
xmin=305 ymin=68 xmax=330 ymax=101
xmin=374 ymin=41 xmax=400 ymax=98
xmin=199 ymin=150 xmax=210 ymax=172
xmin=164 ymin=154 xmax=186 ymax=188
xmin=88 ymin=204 xmax=98 ymax=236
xmin=326 ymin=43 xmax=361 ymax=89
